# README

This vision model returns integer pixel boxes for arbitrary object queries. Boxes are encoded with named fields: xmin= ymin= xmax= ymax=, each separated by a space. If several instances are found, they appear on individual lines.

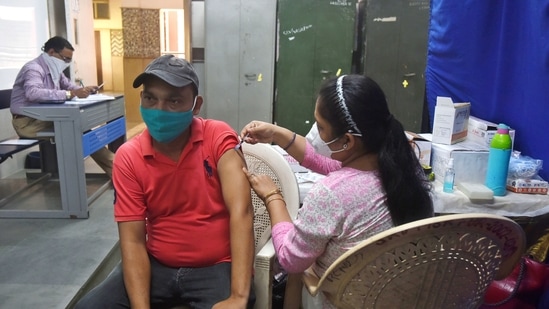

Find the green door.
xmin=363 ymin=0 xmax=430 ymax=132
xmin=275 ymin=0 xmax=358 ymax=136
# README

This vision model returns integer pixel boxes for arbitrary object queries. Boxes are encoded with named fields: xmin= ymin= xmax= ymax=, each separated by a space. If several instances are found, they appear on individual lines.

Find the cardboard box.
xmin=506 ymin=177 xmax=548 ymax=195
xmin=432 ymin=96 xmax=471 ymax=145
xmin=405 ymin=131 xmax=432 ymax=167
xmin=467 ymin=115 xmax=516 ymax=148
xmin=430 ymin=139 xmax=490 ymax=184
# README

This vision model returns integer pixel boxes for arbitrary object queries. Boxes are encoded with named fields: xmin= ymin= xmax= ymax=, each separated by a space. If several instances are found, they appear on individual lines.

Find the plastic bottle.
xmin=443 ymin=158 xmax=455 ymax=193
xmin=485 ymin=123 xmax=512 ymax=196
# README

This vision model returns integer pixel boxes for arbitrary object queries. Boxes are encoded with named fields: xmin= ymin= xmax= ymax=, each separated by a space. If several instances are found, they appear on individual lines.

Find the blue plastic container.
xmin=485 ymin=124 xmax=512 ymax=196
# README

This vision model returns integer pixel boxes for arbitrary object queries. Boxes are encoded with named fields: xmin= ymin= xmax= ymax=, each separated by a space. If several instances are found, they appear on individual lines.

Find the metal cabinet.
xmin=204 ymin=0 xmax=276 ymax=131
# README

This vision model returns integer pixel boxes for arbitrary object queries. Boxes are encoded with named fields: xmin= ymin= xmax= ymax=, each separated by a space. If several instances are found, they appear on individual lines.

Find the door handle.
xmin=403 ymin=73 xmax=416 ymax=77
xmin=244 ymin=73 xmax=257 ymax=80
xmin=320 ymin=70 xmax=331 ymax=74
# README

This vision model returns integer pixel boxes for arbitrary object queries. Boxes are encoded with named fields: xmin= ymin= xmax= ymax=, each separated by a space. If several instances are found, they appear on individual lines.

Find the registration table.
xmin=9 ymin=94 xmax=126 ymax=219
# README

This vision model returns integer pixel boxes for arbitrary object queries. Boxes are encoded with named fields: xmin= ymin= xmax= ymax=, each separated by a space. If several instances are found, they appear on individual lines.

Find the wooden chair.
xmin=301 ymin=213 xmax=526 ymax=309
xmin=242 ymin=143 xmax=300 ymax=309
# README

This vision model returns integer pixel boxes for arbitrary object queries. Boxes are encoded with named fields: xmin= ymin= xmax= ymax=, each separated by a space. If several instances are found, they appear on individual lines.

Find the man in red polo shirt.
xmin=75 ymin=55 xmax=255 ymax=308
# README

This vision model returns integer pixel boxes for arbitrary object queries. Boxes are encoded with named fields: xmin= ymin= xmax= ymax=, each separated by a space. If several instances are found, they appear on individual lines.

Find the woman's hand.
xmin=240 ymin=121 xmax=278 ymax=145
xmin=242 ymin=167 xmax=279 ymax=201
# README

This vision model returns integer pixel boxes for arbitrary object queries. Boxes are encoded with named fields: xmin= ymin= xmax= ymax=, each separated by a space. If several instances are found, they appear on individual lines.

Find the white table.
xmin=275 ymin=141 xmax=549 ymax=219
xmin=283 ymin=147 xmax=549 ymax=245
xmin=294 ymin=169 xmax=549 ymax=218
xmin=432 ymin=181 xmax=549 ymax=218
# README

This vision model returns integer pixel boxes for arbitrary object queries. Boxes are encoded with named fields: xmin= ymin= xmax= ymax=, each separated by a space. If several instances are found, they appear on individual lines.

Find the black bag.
xmin=272 ymin=271 xmax=288 ymax=309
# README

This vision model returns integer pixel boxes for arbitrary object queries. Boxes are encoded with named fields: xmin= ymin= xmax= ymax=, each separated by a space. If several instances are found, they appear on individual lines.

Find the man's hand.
xmin=84 ymin=86 xmax=99 ymax=94
xmin=73 ymin=87 xmax=90 ymax=98
xmin=212 ymin=296 xmax=248 ymax=309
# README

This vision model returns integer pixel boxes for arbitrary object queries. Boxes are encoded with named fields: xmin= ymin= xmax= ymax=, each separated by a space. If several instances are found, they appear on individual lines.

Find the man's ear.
xmin=193 ymin=95 xmax=204 ymax=115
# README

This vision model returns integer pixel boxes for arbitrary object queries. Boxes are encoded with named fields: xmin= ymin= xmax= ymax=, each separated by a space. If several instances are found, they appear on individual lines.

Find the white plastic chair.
xmin=301 ymin=213 xmax=526 ymax=309
xmin=242 ymin=143 xmax=300 ymax=309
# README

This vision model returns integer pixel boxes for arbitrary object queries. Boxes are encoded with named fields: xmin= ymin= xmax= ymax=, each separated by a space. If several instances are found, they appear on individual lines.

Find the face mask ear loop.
xmin=324 ymin=135 xmax=342 ymax=145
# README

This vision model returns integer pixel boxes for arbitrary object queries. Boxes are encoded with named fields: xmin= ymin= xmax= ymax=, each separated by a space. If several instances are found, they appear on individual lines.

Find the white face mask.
xmin=306 ymin=122 xmax=346 ymax=158
xmin=42 ymin=53 xmax=71 ymax=88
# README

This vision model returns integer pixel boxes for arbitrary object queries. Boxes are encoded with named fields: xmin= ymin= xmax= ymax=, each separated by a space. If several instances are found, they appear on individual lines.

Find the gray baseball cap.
xmin=133 ymin=54 xmax=199 ymax=89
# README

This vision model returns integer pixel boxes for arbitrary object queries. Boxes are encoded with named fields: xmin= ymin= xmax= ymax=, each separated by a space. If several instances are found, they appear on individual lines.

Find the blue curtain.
xmin=426 ymin=0 xmax=549 ymax=180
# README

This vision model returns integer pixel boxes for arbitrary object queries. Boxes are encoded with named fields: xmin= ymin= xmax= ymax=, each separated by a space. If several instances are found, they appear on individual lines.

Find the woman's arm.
xmin=240 ymin=121 xmax=307 ymax=163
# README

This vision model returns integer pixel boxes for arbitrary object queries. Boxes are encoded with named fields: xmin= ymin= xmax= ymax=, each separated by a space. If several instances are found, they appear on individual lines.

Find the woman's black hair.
xmin=317 ymin=74 xmax=433 ymax=225
xmin=42 ymin=36 xmax=74 ymax=53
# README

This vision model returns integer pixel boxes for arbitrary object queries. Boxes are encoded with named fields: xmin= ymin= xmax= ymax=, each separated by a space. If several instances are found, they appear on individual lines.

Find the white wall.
xmin=64 ymin=0 xmax=98 ymax=86
xmin=0 ymin=0 xmax=50 ymax=90
xmin=0 ymin=0 xmax=97 ymax=178
xmin=0 ymin=0 xmax=49 ymax=177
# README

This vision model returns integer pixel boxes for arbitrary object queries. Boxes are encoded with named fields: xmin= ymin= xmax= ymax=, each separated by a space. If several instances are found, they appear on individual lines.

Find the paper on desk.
xmin=69 ymin=94 xmax=116 ymax=104
xmin=0 ymin=139 xmax=39 ymax=145
xmin=272 ymin=145 xmax=287 ymax=155
xmin=295 ymin=172 xmax=325 ymax=184
xmin=290 ymin=164 xmax=310 ymax=173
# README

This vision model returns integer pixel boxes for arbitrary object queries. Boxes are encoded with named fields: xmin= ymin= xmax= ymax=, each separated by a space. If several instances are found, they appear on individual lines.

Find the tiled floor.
xmin=0 ymin=164 xmax=119 ymax=308
xmin=0 ymin=122 xmax=145 ymax=308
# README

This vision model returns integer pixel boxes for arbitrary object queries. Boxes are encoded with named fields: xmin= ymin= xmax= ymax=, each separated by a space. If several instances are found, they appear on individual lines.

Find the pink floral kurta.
xmin=272 ymin=143 xmax=394 ymax=308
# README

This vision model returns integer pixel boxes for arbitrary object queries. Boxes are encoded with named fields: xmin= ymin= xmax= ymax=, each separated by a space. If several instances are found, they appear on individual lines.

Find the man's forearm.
xmin=119 ymin=221 xmax=151 ymax=309
xmin=121 ymin=247 xmax=151 ymax=309
xmin=229 ymin=213 xmax=255 ymax=300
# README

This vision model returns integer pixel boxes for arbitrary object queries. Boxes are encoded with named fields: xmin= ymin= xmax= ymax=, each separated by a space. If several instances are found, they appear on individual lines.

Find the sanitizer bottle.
xmin=443 ymin=158 xmax=455 ymax=193
xmin=485 ymin=123 xmax=512 ymax=196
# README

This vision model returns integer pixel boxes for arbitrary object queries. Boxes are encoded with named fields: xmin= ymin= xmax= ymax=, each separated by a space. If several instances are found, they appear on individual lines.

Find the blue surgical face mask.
xmin=140 ymin=97 xmax=197 ymax=143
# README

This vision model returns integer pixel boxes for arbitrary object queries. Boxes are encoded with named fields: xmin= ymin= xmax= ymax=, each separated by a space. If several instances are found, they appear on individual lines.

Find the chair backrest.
xmin=303 ymin=213 xmax=526 ymax=309
xmin=242 ymin=143 xmax=300 ymax=254
xmin=0 ymin=89 xmax=12 ymax=110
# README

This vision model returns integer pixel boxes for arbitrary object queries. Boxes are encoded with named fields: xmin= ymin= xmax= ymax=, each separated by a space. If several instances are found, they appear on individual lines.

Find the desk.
xmin=298 ymin=174 xmax=549 ymax=217
xmin=277 ymin=142 xmax=549 ymax=219
xmin=296 ymin=169 xmax=549 ymax=244
xmin=433 ymin=181 xmax=549 ymax=246
xmin=432 ymin=181 xmax=549 ymax=218
xmin=3 ymin=95 xmax=126 ymax=219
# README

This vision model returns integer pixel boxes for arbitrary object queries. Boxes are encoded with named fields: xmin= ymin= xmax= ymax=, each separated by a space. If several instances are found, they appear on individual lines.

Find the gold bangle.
xmin=265 ymin=194 xmax=284 ymax=205
xmin=266 ymin=197 xmax=286 ymax=207
xmin=263 ymin=188 xmax=282 ymax=201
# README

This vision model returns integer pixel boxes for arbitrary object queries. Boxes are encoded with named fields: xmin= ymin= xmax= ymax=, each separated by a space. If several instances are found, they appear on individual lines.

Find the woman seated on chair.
xmin=240 ymin=74 xmax=434 ymax=308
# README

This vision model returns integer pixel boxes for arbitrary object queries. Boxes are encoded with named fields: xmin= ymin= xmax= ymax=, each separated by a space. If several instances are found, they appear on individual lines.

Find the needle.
xmin=97 ymin=83 xmax=104 ymax=90
xmin=235 ymin=133 xmax=249 ymax=150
